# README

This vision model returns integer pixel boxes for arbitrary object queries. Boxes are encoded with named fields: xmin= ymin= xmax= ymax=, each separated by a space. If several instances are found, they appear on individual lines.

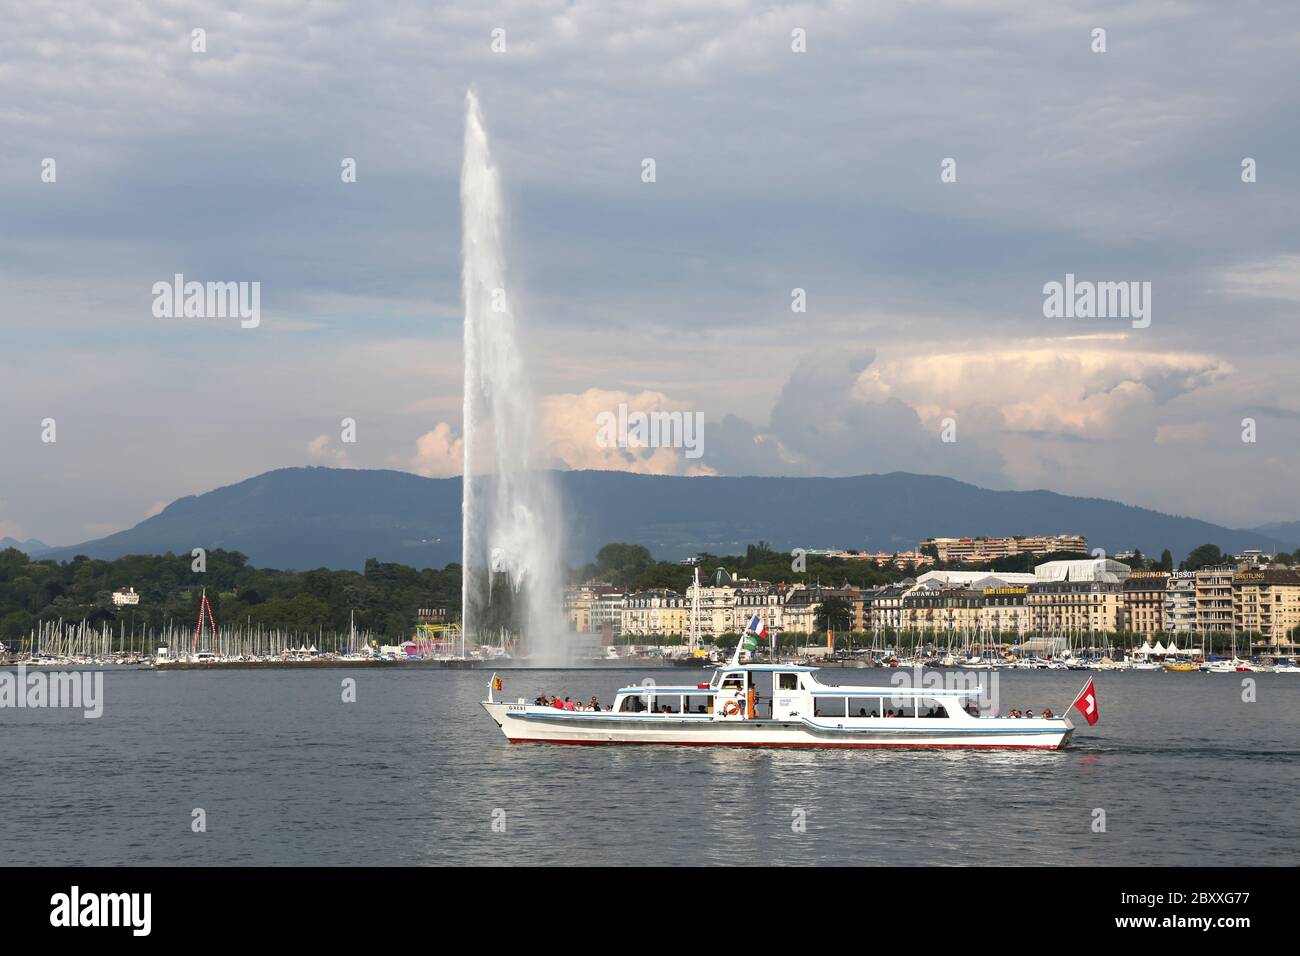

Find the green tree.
xmin=591 ymin=543 xmax=655 ymax=587
xmin=1181 ymin=543 xmax=1224 ymax=571
xmin=813 ymin=596 xmax=853 ymax=635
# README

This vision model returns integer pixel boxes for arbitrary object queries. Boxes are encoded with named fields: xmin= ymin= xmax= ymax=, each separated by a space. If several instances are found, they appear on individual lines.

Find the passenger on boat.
xmin=563 ymin=697 xmax=576 ymax=711
xmin=590 ymin=696 xmax=601 ymax=711
xmin=885 ymin=710 xmax=896 ymax=719
xmin=1042 ymin=708 xmax=1054 ymax=718
xmin=535 ymin=694 xmax=548 ymax=706
xmin=551 ymin=696 xmax=565 ymax=709
xmin=858 ymin=708 xmax=867 ymax=717
xmin=1025 ymin=709 xmax=1034 ymax=718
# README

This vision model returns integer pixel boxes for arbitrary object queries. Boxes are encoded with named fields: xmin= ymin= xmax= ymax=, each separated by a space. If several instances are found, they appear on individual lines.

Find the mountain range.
xmin=28 ymin=467 xmax=1295 ymax=571
xmin=0 ymin=536 xmax=51 ymax=556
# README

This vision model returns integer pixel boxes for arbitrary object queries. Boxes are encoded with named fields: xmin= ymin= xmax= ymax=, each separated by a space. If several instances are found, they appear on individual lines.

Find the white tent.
xmin=1150 ymin=640 xmax=1167 ymax=655
xmin=1165 ymin=641 xmax=1181 ymax=655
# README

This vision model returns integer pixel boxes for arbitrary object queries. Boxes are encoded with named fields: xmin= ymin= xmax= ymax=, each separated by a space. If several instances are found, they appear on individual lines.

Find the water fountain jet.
xmin=460 ymin=90 xmax=568 ymax=666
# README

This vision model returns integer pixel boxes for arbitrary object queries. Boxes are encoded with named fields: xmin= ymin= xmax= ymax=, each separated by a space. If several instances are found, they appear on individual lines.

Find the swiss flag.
xmin=1070 ymin=678 xmax=1100 ymax=726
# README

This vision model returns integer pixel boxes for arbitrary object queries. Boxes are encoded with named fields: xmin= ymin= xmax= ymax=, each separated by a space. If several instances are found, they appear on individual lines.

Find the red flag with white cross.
xmin=1070 ymin=678 xmax=1100 ymax=726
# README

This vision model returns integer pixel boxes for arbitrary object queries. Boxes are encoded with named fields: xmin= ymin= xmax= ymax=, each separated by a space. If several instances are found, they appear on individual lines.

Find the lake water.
xmin=2 ymin=666 xmax=1296 ymax=866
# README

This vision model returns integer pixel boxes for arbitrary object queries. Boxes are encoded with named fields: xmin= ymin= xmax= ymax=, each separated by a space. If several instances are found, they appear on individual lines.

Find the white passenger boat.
xmin=482 ymin=663 xmax=1078 ymax=750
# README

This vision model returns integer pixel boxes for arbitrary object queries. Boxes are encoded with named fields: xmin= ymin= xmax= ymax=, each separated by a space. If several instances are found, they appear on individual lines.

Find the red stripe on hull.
xmin=507 ymin=738 xmax=1062 ymax=750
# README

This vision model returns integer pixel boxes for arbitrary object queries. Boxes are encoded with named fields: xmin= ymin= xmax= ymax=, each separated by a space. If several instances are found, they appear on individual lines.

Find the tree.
xmin=592 ymin=543 xmax=655 ymax=587
xmin=1159 ymin=549 xmax=1174 ymax=572
xmin=814 ymin=596 xmax=853 ymax=635
xmin=1181 ymin=543 xmax=1224 ymax=571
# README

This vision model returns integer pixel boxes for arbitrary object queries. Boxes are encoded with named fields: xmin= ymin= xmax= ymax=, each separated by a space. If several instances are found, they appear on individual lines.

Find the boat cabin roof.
xmin=718 ymin=664 xmax=818 ymax=673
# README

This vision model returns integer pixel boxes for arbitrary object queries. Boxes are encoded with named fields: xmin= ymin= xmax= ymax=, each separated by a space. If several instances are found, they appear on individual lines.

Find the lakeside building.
xmin=621 ymin=588 xmax=689 ymax=639
xmin=1233 ymin=568 xmax=1300 ymax=653
xmin=980 ymin=586 xmax=1031 ymax=636
xmin=1034 ymin=557 xmax=1131 ymax=584
xmin=733 ymin=582 xmax=786 ymax=636
xmin=592 ymin=591 xmax=625 ymax=641
xmin=900 ymin=586 xmax=983 ymax=634
xmin=1026 ymin=580 xmax=1125 ymax=636
xmin=563 ymin=582 xmax=621 ymax=632
xmin=1165 ymin=573 xmax=1198 ymax=633
xmin=921 ymin=534 xmax=1087 ymax=563
xmin=856 ymin=582 xmax=911 ymax=632
xmin=782 ymin=583 xmax=859 ymax=636
xmin=916 ymin=569 xmax=1037 ymax=588
xmin=564 ymin=553 xmax=1300 ymax=649
xmin=686 ymin=569 xmax=756 ymax=638
xmin=111 ymin=587 xmax=140 ymax=607
xmin=1121 ymin=572 xmax=1170 ymax=634
xmin=1195 ymin=565 xmax=1236 ymax=634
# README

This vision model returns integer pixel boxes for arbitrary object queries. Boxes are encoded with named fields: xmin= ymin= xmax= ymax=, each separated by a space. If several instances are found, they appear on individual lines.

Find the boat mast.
xmin=689 ymin=565 xmax=700 ymax=655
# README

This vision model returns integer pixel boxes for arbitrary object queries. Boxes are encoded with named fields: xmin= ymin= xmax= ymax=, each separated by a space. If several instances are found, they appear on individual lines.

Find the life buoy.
xmin=721 ymin=700 xmax=742 ymax=716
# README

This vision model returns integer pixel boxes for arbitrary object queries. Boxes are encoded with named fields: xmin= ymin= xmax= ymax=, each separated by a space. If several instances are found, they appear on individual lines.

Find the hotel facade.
xmin=563 ymin=554 xmax=1300 ymax=651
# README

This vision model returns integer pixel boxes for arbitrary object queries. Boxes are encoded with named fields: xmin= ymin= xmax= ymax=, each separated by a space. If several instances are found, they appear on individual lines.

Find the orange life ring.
xmin=721 ymin=700 xmax=742 ymax=716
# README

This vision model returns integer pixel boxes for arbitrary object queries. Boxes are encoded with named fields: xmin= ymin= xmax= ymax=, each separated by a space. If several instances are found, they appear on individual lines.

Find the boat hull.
xmin=482 ymin=702 xmax=1072 ymax=750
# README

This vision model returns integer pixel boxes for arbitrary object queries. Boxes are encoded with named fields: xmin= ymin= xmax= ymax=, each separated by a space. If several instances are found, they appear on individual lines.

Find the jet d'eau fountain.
xmin=459 ymin=90 xmax=569 ymax=665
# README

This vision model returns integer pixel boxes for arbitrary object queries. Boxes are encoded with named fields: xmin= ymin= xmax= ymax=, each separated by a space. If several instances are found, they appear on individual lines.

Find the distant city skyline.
xmin=4 ymin=2 xmax=1299 ymax=545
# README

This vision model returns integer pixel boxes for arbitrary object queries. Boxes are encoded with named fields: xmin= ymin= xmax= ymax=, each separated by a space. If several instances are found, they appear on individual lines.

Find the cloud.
xmin=541 ymin=388 xmax=715 ymax=475
xmin=4 ymin=0 xmax=1300 ymax=542
xmin=307 ymin=434 xmax=352 ymax=466
xmin=697 ymin=347 xmax=1007 ymax=486
xmin=410 ymin=423 xmax=464 ymax=477
xmin=853 ymin=338 xmax=1233 ymax=439
xmin=1154 ymin=423 xmax=1212 ymax=445
xmin=1222 ymin=255 xmax=1300 ymax=302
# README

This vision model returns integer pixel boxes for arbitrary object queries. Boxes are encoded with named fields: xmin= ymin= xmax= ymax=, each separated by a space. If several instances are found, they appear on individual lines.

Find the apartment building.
xmin=563 ymin=582 xmax=621 ymax=632
xmin=922 ymin=534 xmax=1087 ymax=563
xmin=900 ymin=586 xmax=982 ymax=634
xmin=1233 ymin=569 xmax=1300 ymax=652
xmin=1194 ymin=565 xmax=1235 ymax=634
xmin=621 ymin=588 xmax=689 ymax=639
xmin=1026 ymin=580 xmax=1124 ymax=635
xmin=591 ymin=592 xmax=625 ymax=641
xmin=733 ymin=583 xmax=785 ymax=637
xmin=979 ymin=586 xmax=1031 ymax=636
xmin=857 ymin=583 xmax=911 ymax=633
xmin=1121 ymin=572 xmax=1169 ymax=635
xmin=1165 ymin=573 xmax=1197 ymax=633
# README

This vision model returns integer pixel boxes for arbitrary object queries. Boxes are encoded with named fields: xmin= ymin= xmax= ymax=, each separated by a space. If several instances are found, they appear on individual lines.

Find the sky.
xmin=2 ymin=0 xmax=1299 ymax=546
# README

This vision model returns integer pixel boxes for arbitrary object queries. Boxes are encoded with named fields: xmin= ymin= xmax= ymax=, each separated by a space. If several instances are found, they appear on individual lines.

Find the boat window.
xmin=920 ymin=698 xmax=950 ymax=718
xmin=777 ymin=672 xmax=798 ymax=691
xmin=721 ymin=674 xmax=744 ymax=690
